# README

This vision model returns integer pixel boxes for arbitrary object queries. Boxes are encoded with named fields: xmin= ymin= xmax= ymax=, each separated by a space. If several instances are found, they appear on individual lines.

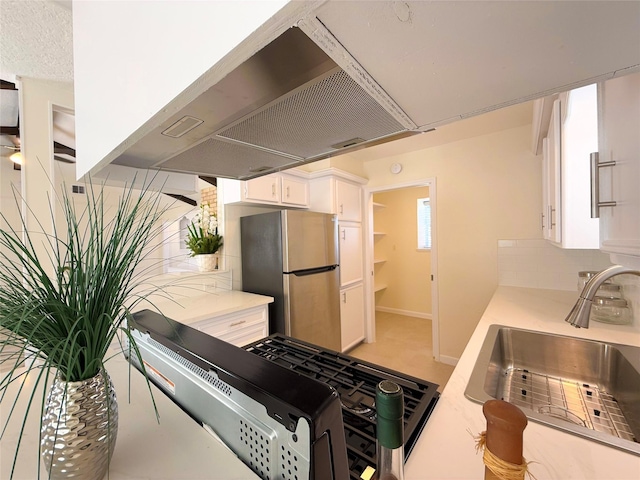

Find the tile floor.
xmin=348 ymin=311 xmax=455 ymax=392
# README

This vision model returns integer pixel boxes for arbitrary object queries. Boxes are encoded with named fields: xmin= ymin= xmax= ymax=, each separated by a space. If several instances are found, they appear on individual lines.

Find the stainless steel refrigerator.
xmin=240 ymin=210 xmax=341 ymax=351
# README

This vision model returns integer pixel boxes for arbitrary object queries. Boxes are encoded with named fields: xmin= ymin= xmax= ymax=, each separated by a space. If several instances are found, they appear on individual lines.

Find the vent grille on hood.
xmin=217 ymin=69 xmax=405 ymax=159
xmin=159 ymin=136 xmax=301 ymax=180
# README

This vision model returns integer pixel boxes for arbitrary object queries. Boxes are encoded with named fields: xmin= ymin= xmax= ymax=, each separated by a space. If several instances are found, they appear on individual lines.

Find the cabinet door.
xmin=598 ymin=73 xmax=640 ymax=259
xmin=340 ymin=283 xmax=365 ymax=352
xmin=545 ymin=98 xmax=562 ymax=244
xmin=339 ymin=224 xmax=363 ymax=286
xmin=281 ymin=175 xmax=309 ymax=207
xmin=336 ymin=180 xmax=362 ymax=222
xmin=244 ymin=175 xmax=279 ymax=203
xmin=541 ymin=137 xmax=551 ymax=240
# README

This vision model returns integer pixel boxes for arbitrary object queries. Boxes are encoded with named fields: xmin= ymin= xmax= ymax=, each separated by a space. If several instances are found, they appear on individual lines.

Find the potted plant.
xmin=0 ymin=181 xmax=169 ymax=479
xmin=185 ymin=202 xmax=223 ymax=271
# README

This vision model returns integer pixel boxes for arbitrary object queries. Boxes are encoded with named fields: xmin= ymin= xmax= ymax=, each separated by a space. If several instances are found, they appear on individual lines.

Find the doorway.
xmin=363 ymin=178 xmax=440 ymax=361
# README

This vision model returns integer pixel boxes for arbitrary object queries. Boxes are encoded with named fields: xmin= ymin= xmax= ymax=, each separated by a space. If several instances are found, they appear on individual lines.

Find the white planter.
xmin=196 ymin=253 xmax=219 ymax=272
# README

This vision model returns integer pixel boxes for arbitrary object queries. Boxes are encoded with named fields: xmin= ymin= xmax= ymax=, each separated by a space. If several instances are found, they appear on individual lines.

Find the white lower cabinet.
xmin=190 ymin=305 xmax=268 ymax=347
xmin=340 ymin=283 xmax=365 ymax=352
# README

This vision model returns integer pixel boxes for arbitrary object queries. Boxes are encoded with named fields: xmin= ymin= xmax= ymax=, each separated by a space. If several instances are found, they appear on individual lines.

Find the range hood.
xmin=102 ymin=1 xmax=640 ymax=181
xmin=112 ymin=26 xmax=418 ymax=180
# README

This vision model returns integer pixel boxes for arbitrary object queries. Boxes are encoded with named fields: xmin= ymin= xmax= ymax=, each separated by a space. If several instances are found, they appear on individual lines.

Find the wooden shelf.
xmin=374 ymin=258 xmax=386 ymax=264
xmin=374 ymin=284 xmax=387 ymax=292
xmin=373 ymin=231 xmax=386 ymax=236
xmin=373 ymin=202 xmax=386 ymax=209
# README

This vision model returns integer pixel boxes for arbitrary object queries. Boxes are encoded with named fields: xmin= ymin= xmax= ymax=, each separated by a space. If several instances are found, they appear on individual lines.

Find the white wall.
xmin=363 ymin=124 xmax=542 ymax=360
xmin=0 ymin=152 xmax=22 ymax=266
xmin=19 ymin=78 xmax=75 ymax=277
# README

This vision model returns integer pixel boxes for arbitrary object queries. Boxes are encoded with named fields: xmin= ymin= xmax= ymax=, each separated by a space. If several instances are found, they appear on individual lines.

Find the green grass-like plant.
xmin=0 ymin=179 xmax=170 ymax=478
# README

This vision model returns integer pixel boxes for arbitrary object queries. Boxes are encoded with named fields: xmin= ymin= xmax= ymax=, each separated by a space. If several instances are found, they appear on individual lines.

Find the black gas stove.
xmin=244 ymin=334 xmax=440 ymax=479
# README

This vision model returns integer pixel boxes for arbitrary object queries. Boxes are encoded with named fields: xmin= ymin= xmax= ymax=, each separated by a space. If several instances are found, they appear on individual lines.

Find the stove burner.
xmin=340 ymin=399 xmax=374 ymax=416
xmin=244 ymin=334 xmax=440 ymax=480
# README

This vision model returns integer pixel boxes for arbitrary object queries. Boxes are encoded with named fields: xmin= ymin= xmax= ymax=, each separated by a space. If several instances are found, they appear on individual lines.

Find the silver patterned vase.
xmin=41 ymin=369 xmax=118 ymax=480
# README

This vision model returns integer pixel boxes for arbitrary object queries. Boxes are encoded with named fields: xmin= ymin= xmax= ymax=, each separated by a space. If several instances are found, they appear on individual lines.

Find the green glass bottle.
xmin=376 ymin=380 xmax=405 ymax=480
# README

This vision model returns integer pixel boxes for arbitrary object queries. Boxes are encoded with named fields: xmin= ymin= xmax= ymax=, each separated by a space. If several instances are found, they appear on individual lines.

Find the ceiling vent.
xmin=161 ymin=116 xmax=204 ymax=138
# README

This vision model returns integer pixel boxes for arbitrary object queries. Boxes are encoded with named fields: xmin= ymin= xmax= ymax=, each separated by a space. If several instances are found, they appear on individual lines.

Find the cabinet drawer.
xmin=217 ymin=322 xmax=268 ymax=347
xmin=192 ymin=306 xmax=267 ymax=338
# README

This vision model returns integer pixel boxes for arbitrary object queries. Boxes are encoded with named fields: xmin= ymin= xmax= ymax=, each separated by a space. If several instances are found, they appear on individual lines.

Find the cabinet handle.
xmin=548 ymin=205 xmax=556 ymax=229
xmin=286 ymin=186 xmax=290 ymax=198
xmin=541 ymin=212 xmax=545 ymax=230
xmin=590 ymin=152 xmax=617 ymax=218
xmin=339 ymin=204 xmax=344 ymax=215
xmin=272 ymin=183 xmax=276 ymax=197
xmin=341 ymin=229 xmax=346 ymax=240
xmin=342 ymin=292 xmax=347 ymax=303
xmin=229 ymin=320 xmax=246 ymax=327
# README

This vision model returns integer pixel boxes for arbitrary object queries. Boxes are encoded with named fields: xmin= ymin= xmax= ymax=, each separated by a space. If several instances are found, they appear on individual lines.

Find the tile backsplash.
xmin=498 ymin=239 xmax=612 ymax=291
xmin=497 ymin=239 xmax=639 ymax=325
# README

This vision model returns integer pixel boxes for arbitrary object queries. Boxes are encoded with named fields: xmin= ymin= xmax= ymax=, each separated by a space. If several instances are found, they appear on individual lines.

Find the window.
xmin=417 ymin=198 xmax=432 ymax=249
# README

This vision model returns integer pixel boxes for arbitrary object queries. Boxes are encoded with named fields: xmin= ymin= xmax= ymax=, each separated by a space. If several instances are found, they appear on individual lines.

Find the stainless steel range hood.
xmin=112 ymin=27 xmax=417 ymax=180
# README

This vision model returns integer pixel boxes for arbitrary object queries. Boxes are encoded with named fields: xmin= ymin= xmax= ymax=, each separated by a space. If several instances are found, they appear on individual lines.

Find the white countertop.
xmin=3 ymin=287 xmax=639 ymax=479
xmin=405 ymin=286 xmax=640 ymax=480
xmin=136 ymin=289 xmax=273 ymax=326
xmin=0 ymin=353 xmax=256 ymax=480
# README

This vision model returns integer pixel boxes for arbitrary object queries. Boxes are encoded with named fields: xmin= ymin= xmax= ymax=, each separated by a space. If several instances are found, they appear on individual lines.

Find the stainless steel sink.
xmin=465 ymin=325 xmax=640 ymax=455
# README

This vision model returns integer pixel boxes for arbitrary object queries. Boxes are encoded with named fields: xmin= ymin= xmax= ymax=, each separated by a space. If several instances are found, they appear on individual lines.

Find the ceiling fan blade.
xmin=164 ymin=193 xmax=197 ymax=206
xmin=54 ymin=155 xmax=76 ymax=164
xmin=53 ymin=142 xmax=76 ymax=156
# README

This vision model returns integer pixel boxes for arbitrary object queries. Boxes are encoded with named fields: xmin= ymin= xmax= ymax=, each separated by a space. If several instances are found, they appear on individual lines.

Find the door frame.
xmin=363 ymin=177 xmax=440 ymax=361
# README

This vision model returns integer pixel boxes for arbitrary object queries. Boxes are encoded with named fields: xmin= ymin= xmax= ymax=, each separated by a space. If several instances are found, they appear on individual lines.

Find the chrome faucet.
xmin=565 ymin=265 xmax=640 ymax=328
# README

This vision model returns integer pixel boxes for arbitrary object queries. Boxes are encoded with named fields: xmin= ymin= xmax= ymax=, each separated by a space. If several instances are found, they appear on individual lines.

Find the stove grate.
xmin=244 ymin=334 xmax=439 ymax=479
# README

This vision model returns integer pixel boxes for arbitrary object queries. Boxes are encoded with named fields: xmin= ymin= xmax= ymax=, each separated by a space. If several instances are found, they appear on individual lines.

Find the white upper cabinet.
xmin=220 ymin=172 xmax=309 ymax=208
xmin=597 ymin=73 xmax=640 ymax=265
xmin=244 ymin=175 xmax=280 ymax=204
xmin=336 ymin=180 xmax=362 ymax=222
xmin=280 ymin=175 xmax=310 ymax=207
xmin=308 ymin=170 xmax=366 ymax=221
xmin=541 ymin=85 xmax=599 ymax=248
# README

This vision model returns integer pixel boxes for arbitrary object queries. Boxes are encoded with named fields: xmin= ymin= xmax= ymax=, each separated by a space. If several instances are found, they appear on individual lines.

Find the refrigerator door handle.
xmin=289 ymin=265 xmax=338 ymax=277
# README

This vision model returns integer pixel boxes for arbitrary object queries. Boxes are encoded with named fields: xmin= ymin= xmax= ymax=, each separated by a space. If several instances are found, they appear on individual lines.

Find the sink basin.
xmin=465 ymin=325 xmax=640 ymax=455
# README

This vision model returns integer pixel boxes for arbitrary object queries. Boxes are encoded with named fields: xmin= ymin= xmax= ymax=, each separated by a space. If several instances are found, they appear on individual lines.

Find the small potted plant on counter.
xmin=0 ymin=180 xmax=168 ymax=480
xmin=186 ymin=202 xmax=223 ymax=271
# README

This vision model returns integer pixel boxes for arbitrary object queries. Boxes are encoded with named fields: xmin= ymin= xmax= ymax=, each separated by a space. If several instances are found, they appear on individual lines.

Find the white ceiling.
xmin=0 ymin=0 xmax=74 ymax=83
